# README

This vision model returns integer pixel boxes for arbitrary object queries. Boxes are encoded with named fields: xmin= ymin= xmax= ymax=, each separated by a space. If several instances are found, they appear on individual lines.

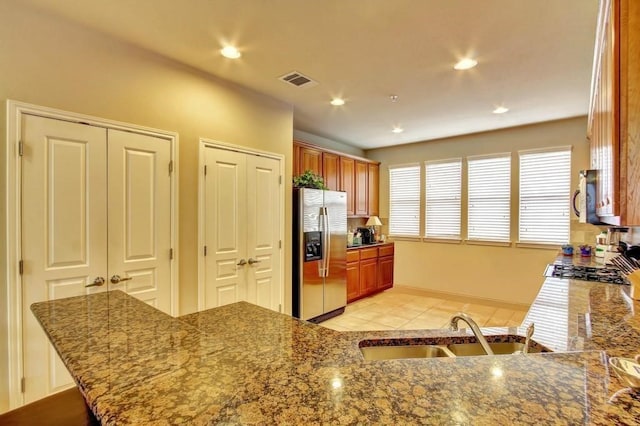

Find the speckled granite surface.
xmin=31 ymin=257 xmax=640 ymax=425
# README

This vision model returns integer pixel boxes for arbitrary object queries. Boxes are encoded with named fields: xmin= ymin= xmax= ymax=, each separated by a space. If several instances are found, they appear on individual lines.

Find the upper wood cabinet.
xmin=293 ymin=140 xmax=380 ymax=217
xmin=322 ymin=152 xmax=340 ymax=191
xmin=339 ymin=156 xmax=356 ymax=216
xmin=297 ymin=145 xmax=322 ymax=177
xmin=355 ymin=161 xmax=368 ymax=216
xmin=588 ymin=0 xmax=640 ymax=225
xmin=367 ymin=163 xmax=379 ymax=217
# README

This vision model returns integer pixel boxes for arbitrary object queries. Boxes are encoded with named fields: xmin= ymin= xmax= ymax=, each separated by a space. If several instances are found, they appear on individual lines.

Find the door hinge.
xmin=204 ymin=165 xmax=207 ymax=176
xmin=279 ymin=175 xmax=282 ymax=184
xmin=19 ymin=260 xmax=23 ymax=275
xmin=204 ymin=246 xmax=207 ymax=256
xmin=18 ymin=141 xmax=24 ymax=157
xmin=168 ymin=160 xmax=173 ymax=175
xmin=170 ymin=248 xmax=174 ymax=260
xmin=20 ymin=377 xmax=25 ymax=393
xmin=279 ymin=240 xmax=282 ymax=249
xmin=279 ymin=304 xmax=282 ymax=313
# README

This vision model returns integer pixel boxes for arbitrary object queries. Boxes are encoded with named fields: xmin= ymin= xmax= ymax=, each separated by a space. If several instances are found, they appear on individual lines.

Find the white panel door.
xmin=246 ymin=155 xmax=281 ymax=311
xmin=107 ymin=129 xmax=172 ymax=313
xmin=20 ymin=115 xmax=174 ymax=404
xmin=204 ymin=148 xmax=247 ymax=308
xmin=21 ymin=115 xmax=108 ymax=404
xmin=203 ymin=146 xmax=281 ymax=312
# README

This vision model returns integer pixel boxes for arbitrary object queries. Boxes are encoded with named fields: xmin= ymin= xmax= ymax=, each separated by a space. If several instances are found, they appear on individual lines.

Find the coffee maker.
xmin=357 ymin=227 xmax=374 ymax=244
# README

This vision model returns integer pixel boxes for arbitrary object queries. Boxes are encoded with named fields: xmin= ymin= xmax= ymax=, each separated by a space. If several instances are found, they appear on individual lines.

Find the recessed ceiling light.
xmin=330 ymin=98 xmax=345 ymax=106
xmin=454 ymin=58 xmax=478 ymax=70
xmin=391 ymin=127 xmax=404 ymax=134
xmin=492 ymin=106 xmax=509 ymax=114
xmin=220 ymin=46 xmax=241 ymax=59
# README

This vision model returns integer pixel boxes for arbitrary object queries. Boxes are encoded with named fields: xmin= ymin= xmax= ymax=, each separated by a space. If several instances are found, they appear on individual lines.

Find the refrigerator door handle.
xmin=324 ymin=213 xmax=331 ymax=277
xmin=319 ymin=207 xmax=329 ymax=277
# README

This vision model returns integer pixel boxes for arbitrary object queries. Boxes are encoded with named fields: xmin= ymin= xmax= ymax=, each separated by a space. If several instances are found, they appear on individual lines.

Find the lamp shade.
xmin=365 ymin=216 xmax=383 ymax=227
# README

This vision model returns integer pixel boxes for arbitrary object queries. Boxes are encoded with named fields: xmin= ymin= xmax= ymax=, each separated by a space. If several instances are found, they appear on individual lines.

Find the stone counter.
xmin=31 ymin=272 xmax=640 ymax=424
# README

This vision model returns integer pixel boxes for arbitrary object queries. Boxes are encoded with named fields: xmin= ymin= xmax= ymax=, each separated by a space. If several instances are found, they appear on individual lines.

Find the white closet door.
xmin=246 ymin=155 xmax=281 ymax=312
xmin=107 ymin=129 xmax=172 ymax=313
xmin=203 ymin=148 xmax=248 ymax=308
xmin=21 ymin=115 xmax=108 ymax=403
xmin=20 ymin=115 xmax=174 ymax=405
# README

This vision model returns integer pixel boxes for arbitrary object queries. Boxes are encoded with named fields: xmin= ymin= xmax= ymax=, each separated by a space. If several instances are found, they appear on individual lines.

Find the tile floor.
xmin=320 ymin=287 xmax=528 ymax=332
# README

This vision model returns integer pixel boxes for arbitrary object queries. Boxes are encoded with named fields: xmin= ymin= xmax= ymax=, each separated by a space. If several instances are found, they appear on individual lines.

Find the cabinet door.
xmin=378 ymin=256 xmax=394 ymax=290
xmin=300 ymin=146 xmax=322 ymax=176
xmin=368 ymin=163 xmax=379 ymax=217
xmin=340 ymin=157 xmax=356 ymax=216
xmin=346 ymin=262 xmax=360 ymax=302
xmin=293 ymin=143 xmax=302 ymax=176
xmin=355 ymin=161 xmax=368 ymax=216
xmin=322 ymin=152 xmax=340 ymax=191
xmin=360 ymin=258 xmax=378 ymax=295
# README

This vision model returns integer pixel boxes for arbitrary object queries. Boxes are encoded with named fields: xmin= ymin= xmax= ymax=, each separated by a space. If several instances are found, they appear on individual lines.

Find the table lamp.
xmin=365 ymin=216 xmax=383 ymax=242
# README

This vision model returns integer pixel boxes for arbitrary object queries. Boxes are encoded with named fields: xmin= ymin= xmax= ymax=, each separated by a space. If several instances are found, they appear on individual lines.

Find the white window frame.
xmin=467 ymin=153 xmax=511 ymax=243
xmin=388 ymin=163 xmax=421 ymax=238
xmin=518 ymin=146 xmax=572 ymax=246
xmin=424 ymin=158 xmax=462 ymax=240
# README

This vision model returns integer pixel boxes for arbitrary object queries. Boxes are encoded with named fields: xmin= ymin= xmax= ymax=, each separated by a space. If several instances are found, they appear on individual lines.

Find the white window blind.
xmin=519 ymin=148 xmax=571 ymax=244
xmin=389 ymin=165 xmax=420 ymax=237
xmin=425 ymin=159 xmax=461 ymax=239
xmin=467 ymin=155 xmax=511 ymax=241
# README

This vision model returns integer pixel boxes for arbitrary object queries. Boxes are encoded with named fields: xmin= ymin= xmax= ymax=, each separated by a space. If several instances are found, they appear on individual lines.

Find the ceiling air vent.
xmin=279 ymin=71 xmax=318 ymax=88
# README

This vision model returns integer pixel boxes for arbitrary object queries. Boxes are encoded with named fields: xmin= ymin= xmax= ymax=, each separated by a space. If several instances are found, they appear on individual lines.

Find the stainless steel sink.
xmin=446 ymin=342 xmax=542 ymax=357
xmin=359 ymin=336 xmax=550 ymax=360
xmin=360 ymin=344 xmax=453 ymax=360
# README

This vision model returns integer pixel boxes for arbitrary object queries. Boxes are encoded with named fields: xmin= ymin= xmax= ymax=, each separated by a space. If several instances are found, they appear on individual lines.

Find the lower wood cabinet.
xmin=346 ymin=243 xmax=394 ymax=303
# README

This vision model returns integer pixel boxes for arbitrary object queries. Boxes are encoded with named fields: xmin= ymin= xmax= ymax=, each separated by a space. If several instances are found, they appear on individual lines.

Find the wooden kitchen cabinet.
xmin=293 ymin=139 xmax=380 ymax=217
xmin=355 ymin=161 xmax=369 ymax=216
xmin=377 ymin=244 xmax=394 ymax=290
xmin=368 ymin=163 xmax=379 ymax=217
xmin=298 ymin=145 xmax=322 ymax=177
xmin=588 ymin=0 xmax=640 ymax=225
xmin=322 ymin=152 xmax=340 ymax=191
xmin=346 ymin=250 xmax=360 ymax=302
xmin=339 ymin=156 xmax=356 ymax=216
xmin=346 ymin=243 xmax=394 ymax=303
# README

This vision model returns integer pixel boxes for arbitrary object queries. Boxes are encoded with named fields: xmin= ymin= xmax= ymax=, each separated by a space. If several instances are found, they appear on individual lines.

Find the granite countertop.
xmin=347 ymin=241 xmax=393 ymax=249
xmin=31 ymin=257 xmax=640 ymax=425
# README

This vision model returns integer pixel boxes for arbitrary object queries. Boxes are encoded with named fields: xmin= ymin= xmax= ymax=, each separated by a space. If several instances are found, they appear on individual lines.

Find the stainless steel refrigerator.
xmin=293 ymin=188 xmax=347 ymax=323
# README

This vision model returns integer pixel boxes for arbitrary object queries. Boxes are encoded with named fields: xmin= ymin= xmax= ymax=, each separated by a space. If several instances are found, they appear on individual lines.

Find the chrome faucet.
xmin=449 ymin=312 xmax=494 ymax=355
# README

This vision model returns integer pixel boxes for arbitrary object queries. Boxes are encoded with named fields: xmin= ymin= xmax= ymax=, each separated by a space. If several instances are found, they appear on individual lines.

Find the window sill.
xmin=423 ymin=237 xmax=462 ymax=244
xmin=515 ymin=242 xmax=561 ymax=250
xmin=464 ymin=239 xmax=512 ymax=247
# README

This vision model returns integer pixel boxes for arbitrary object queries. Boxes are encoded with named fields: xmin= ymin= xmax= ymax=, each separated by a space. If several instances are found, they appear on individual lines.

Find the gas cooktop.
xmin=546 ymin=264 xmax=627 ymax=285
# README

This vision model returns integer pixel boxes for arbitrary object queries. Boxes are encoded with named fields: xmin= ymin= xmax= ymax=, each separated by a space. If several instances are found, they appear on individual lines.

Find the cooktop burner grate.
xmin=549 ymin=264 xmax=627 ymax=285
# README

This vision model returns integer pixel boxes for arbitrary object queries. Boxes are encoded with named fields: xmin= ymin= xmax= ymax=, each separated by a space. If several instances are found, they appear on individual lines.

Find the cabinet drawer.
xmin=379 ymin=244 xmax=394 ymax=257
xmin=360 ymin=247 xmax=378 ymax=260
xmin=346 ymin=250 xmax=360 ymax=263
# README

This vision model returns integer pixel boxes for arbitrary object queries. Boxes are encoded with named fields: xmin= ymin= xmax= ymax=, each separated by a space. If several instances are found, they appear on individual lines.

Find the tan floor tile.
xmin=320 ymin=287 xmax=530 ymax=333
xmin=370 ymin=314 xmax=411 ymax=329
xmin=399 ymin=316 xmax=450 ymax=330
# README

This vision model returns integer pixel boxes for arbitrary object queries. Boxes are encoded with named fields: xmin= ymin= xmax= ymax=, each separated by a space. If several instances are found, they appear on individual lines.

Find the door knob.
xmin=85 ymin=277 xmax=105 ymax=288
xmin=110 ymin=275 xmax=133 ymax=284
xmin=237 ymin=259 xmax=247 ymax=266
xmin=248 ymin=258 xmax=261 ymax=265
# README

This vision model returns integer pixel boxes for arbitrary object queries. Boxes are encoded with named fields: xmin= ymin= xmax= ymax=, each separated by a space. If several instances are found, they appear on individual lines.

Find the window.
xmin=389 ymin=165 xmax=420 ymax=237
xmin=519 ymin=147 xmax=571 ymax=244
xmin=425 ymin=159 xmax=461 ymax=239
xmin=467 ymin=154 xmax=511 ymax=242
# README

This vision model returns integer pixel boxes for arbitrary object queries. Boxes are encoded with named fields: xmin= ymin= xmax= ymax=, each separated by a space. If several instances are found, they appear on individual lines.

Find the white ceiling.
xmin=22 ymin=0 xmax=599 ymax=149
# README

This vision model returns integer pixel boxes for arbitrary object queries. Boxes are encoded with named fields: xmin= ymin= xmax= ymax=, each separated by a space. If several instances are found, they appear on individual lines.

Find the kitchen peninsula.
xmin=32 ymin=273 xmax=640 ymax=424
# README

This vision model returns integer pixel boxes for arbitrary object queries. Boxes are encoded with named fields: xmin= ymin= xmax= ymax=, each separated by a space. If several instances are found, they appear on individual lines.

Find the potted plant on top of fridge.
xmin=293 ymin=170 xmax=327 ymax=189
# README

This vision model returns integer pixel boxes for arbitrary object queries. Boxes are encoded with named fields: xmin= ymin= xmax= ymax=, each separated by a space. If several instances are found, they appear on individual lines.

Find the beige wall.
xmin=0 ymin=2 xmax=293 ymax=411
xmin=366 ymin=117 xmax=602 ymax=306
